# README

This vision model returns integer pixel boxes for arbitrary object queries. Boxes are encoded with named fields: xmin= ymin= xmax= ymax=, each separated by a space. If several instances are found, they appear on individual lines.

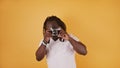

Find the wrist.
xmin=67 ymin=34 xmax=71 ymax=40
xmin=68 ymin=36 xmax=73 ymax=41
xmin=42 ymin=40 xmax=48 ymax=46
xmin=43 ymin=37 xmax=50 ymax=43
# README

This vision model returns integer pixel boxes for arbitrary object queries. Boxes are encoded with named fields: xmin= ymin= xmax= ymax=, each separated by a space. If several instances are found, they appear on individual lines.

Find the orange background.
xmin=0 ymin=0 xmax=120 ymax=68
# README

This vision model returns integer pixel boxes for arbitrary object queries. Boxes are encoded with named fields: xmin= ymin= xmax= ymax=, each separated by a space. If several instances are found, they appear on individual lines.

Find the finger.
xmin=44 ymin=30 xmax=52 ymax=37
xmin=58 ymin=34 xmax=62 ymax=37
xmin=45 ymin=30 xmax=50 ymax=33
xmin=59 ymin=30 xmax=64 ymax=35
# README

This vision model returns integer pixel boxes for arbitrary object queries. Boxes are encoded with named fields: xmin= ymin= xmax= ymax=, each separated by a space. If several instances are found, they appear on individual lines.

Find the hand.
xmin=58 ymin=29 xmax=70 ymax=40
xmin=43 ymin=30 xmax=52 ymax=43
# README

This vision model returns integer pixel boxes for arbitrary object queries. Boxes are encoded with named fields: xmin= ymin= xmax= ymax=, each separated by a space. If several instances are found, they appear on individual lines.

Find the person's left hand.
xmin=58 ymin=29 xmax=70 ymax=40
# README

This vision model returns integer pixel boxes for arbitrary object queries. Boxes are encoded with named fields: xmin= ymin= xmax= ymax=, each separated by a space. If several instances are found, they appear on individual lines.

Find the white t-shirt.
xmin=39 ymin=34 xmax=79 ymax=68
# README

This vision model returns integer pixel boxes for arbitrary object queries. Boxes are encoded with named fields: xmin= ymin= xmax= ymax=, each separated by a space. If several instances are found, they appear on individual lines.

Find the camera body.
xmin=50 ymin=27 xmax=61 ymax=37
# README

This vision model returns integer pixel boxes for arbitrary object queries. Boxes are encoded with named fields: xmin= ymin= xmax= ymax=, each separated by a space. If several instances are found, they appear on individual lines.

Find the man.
xmin=36 ymin=16 xmax=87 ymax=68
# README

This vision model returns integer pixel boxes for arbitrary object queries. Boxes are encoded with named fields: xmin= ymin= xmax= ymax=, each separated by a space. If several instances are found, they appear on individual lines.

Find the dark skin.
xmin=36 ymin=21 xmax=87 ymax=61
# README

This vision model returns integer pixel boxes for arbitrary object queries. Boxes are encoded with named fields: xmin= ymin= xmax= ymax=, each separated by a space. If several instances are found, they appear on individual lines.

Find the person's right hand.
xmin=43 ymin=30 xmax=52 ymax=43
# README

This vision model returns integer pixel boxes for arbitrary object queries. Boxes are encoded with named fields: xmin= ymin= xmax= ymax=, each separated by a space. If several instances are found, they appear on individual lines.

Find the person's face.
xmin=45 ymin=21 xmax=60 ymax=31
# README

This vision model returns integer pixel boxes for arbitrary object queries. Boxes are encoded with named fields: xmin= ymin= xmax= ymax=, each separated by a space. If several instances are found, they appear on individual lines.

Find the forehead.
xmin=46 ymin=21 xmax=59 ymax=29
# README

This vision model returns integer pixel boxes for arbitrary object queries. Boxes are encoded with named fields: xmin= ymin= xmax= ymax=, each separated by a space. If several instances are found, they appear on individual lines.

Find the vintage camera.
xmin=50 ymin=27 xmax=61 ymax=36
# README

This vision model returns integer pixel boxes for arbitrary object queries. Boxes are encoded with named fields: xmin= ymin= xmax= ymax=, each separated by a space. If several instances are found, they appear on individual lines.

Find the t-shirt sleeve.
xmin=38 ymin=39 xmax=43 ymax=46
xmin=69 ymin=34 xmax=79 ymax=41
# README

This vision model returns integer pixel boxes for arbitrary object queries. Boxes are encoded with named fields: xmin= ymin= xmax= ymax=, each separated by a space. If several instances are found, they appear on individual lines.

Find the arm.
xmin=35 ymin=44 xmax=46 ymax=61
xmin=68 ymin=36 xmax=87 ymax=55
xmin=59 ymin=30 xmax=87 ymax=55
xmin=35 ymin=30 xmax=51 ymax=61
